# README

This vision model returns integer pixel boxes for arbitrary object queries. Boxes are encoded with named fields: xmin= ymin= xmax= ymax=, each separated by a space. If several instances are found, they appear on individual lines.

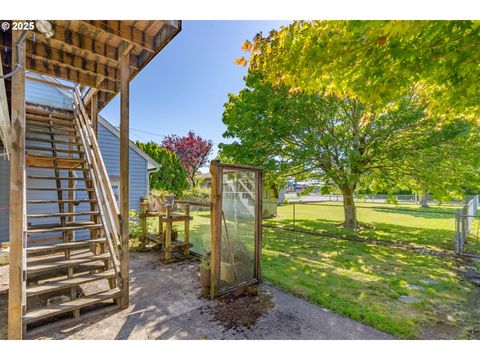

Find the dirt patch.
xmin=210 ymin=286 xmax=274 ymax=330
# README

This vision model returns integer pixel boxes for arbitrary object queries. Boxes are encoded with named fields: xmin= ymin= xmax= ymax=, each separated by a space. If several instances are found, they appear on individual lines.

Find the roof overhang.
xmin=0 ymin=20 xmax=181 ymax=110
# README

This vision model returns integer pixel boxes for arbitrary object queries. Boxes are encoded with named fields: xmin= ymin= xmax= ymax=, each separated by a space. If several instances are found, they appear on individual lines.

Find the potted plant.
xmin=143 ymin=195 xmax=158 ymax=212
xmin=199 ymin=256 xmax=211 ymax=289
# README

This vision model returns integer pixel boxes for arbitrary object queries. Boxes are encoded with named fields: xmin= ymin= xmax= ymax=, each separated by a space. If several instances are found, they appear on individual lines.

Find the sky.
xmin=100 ymin=21 xmax=291 ymax=167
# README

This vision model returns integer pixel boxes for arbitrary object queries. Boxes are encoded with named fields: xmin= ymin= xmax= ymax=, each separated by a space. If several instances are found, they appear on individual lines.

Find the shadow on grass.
xmin=264 ymin=218 xmax=456 ymax=251
xmin=261 ymin=227 xmax=479 ymax=339
xmin=371 ymin=207 xmax=457 ymax=220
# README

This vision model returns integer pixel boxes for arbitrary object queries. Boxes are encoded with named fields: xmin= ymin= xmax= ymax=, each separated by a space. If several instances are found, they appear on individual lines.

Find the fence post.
xmin=455 ymin=209 xmax=461 ymax=255
xmin=293 ymin=203 xmax=296 ymax=230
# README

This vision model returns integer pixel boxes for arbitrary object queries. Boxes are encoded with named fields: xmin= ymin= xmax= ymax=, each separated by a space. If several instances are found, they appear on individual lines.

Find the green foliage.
xmin=180 ymin=186 xmax=211 ymax=200
xmin=220 ymin=74 xmax=478 ymax=227
xmin=135 ymin=141 xmax=188 ymax=196
xmin=200 ymin=256 xmax=211 ymax=270
xmin=129 ymin=209 xmax=141 ymax=239
xmin=151 ymin=188 xmax=175 ymax=198
xmin=242 ymin=21 xmax=480 ymax=120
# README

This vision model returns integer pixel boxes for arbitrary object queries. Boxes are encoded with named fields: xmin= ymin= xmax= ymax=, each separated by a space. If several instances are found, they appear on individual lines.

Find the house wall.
xmin=0 ymin=122 xmax=150 ymax=243
xmin=97 ymin=122 xmax=149 ymax=214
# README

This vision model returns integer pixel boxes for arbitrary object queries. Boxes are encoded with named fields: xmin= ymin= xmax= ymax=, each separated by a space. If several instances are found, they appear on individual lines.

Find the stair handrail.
xmin=73 ymin=89 xmax=121 ymax=230
xmin=73 ymin=106 xmax=121 ymax=257
xmin=73 ymin=89 xmax=122 ymax=275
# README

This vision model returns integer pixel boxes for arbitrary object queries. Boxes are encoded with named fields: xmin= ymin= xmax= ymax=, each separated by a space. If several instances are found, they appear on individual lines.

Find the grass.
xmin=142 ymin=203 xmax=480 ymax=338
xmin=265 ymin=202 xmax=461 ymax=252
xmin=465 ymin=218 xmax=480 ymax=254
xmin=146 ymin=206 xmax=212 ymax=255
xmin=262 ymin=226 xmax=480 ymax=339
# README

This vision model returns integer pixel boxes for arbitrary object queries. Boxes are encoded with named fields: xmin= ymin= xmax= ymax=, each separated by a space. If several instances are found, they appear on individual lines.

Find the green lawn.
xmin=265 ymin=202 xmax=461 ymax=252
xmin=262 ymin=226 xmax=480 ymax=339
xmin=465 ymin=218 xmax=480 ymax=254
xmin=141 ymin=204 xmax=480 ymax=338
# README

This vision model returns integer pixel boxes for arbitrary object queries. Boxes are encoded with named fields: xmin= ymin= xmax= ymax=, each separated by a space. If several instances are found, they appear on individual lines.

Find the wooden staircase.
xmin=22 ymin=93 xmax=123 ymax=331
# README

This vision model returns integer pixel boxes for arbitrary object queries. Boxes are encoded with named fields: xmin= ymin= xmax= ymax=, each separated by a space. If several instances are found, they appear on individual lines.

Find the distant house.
xmin=0 ymin=115 xmax=160 ymax=243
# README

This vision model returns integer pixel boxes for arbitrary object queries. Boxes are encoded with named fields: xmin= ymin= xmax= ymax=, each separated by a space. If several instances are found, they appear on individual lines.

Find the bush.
xmin=180 ymin=186 xmax=210 ymax=200
xmin=129 ymin=209 xmax=142 ymax=239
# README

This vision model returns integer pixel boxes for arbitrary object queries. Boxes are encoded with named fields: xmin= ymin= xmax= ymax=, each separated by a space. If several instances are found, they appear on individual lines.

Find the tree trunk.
xmin=341 ymin=185 xmax=357 ymax=229
xmin=420 ymin=191 xmax=429 ymax=208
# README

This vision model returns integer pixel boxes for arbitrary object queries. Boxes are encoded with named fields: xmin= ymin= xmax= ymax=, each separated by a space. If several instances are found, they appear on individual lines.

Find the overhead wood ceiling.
xmin=0 ymin=20 xmax=181 ymax=110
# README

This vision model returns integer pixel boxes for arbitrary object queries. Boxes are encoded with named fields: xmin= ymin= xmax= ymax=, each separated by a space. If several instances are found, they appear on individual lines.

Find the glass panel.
xmin=219 ymin=169 xmax=256 ymax=292
xmin=189 ymin=203 xmax=211 ymax=256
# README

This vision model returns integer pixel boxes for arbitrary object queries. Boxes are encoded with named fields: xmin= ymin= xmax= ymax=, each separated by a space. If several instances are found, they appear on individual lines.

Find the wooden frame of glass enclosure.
xmin=209 ymin=160 xmax=263 ymax=299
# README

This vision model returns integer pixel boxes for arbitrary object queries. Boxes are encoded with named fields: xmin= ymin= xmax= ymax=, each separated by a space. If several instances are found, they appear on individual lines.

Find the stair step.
xmin=27 ymin=129 xmax=81 ymax=139
xmin=26 ymin=269 xmax=116 ymax=297
xmin=27 ymin=238 xmax=106 ymax=255
xmin=27 ymin=253 xmax=111 ymax=274
xmin=27 ymin=222 xmax=102 ymax=234
xmin=27 ymin=154 xmax=85 ymax=162
xmin=25 ymin=117 xmax=75 ymax=127
xmin=27 ymin=199 xmax=96 ymax=204
xmin=28 ymin=211 xmax=99 ymax=218
xmin=26 ymin=137 xmax=82 ymax=146
xmin=26 ymin=107 xmax=74 ymax=120
xmin=26 ymin=146 xmax=84 ymax=155
xmin=27 ymin=188 xmax=93 ymax=192
xmin=28 ymin=176 xmax=89 ymax=181
xmin=26 ymin=116 xmax=75 ymax=125
xmin=23 ymin=288 xmax=120 ymax=325
xmin=26 ymin=123 xmax=77 ymax=133
xmin=27 ymin=164 xmax=88 ymax=171
xmin=26 ymin=152 xmax=83 ymax=160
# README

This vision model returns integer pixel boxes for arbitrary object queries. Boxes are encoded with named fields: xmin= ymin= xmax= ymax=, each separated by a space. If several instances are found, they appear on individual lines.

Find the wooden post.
xmin=254 ymin=170 xmax=263 ymax=280
xmin=140 ymin=200 xmax=147 ymax=248
xmin=119 ymin=44 xmax=130 ymax=309
xmin=164 ymin=206 xmax=172 ymax=262
xmin=90 ymin=92 xmax=98 ymax=137
xmin=8 ymin=30 xmax=26 ymax=340
xmin=210 ymin=160 xmax=222 ymax=299
xmin=184 ymin=204 xmax=190 ymax=257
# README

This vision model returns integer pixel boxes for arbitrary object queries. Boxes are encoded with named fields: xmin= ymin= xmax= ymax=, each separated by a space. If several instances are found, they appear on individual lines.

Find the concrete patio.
xmin=0 ymin=251 xmax=393 ymax=340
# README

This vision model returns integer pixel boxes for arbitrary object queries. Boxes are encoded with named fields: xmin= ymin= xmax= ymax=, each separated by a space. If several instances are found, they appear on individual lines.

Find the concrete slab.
xmin=1 ymin=252 xmax=393 ymax=340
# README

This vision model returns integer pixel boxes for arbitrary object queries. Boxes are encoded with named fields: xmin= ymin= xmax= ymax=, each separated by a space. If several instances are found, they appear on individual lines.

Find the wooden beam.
xmin=22 ymin=57 xmax=117 ymax=93
xmin=83 ymin=87 xmax=99 ymax=106
xmin=45 ymin=22 xmax=139 ymax=68
xmin=8 ymin=30 xmax=26 ymax=340
xmin=254 ymin=171 xmax=263 ymax=280
xmin=210 ymin=160 xmax=222 ymax=299
xmin=90 ymin=92 xmax=98 ymax=137
xmin=119 ymin=44 xmax=130 ymax=309
xmin=21 ymin=40 xmax=121 ymax=82
xmin=81 ymin=21 xmax=157 ymax=53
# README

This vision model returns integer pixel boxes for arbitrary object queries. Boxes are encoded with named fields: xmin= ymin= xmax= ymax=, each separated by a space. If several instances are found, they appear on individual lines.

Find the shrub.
xmin=129 ymin=209 xmax=142 ymax=239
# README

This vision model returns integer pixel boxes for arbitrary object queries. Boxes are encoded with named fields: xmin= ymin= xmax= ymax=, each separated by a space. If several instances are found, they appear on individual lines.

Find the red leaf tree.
xmin=162 ymin=131 xmax=213 ymax=187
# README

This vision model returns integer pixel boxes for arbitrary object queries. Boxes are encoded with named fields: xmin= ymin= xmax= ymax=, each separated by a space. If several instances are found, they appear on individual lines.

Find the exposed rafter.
xmin=0 ymin=20 xmax=182 ymax=111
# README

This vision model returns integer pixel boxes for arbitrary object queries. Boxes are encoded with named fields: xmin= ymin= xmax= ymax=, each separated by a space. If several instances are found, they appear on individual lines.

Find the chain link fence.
xmin=264 ymin=199 xmax=478 ymax=253
xmin=455 ymin=195 xmax=479 ymax=255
